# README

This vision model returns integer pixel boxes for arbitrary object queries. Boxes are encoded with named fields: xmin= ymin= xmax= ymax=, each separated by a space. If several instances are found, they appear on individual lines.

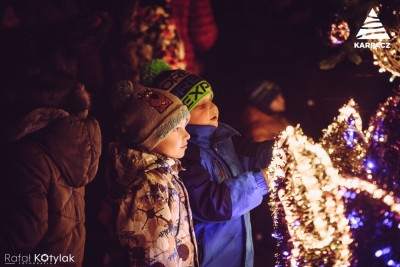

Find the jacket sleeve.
xmin=0 ymin=145 xmax=49 ymax=253
xmin=233 ymin=136 xmax=275 ymax=171
xmin=181 ymin=145 xmax=268 ymax=222
xmin=117 ymin=173 xmax=180 ymax=266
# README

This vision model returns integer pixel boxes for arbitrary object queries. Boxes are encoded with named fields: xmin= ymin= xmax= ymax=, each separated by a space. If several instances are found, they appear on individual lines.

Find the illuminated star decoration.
xmin=322 ymin=93 xmax=400 ymax=266
xmin=320 ymin=99 xmax=366 ymax=177
xmin=365 ymin=88 xmax=400 ymax=193
xmin=268 ymin=126 xmax=352 ymax=267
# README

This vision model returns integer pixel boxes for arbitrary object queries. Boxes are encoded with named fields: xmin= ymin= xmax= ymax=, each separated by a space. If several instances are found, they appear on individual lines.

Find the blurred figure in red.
xmin=109 ymin=0 xmax=218 ymax=83
xmin=171 ymin=0 xmax=218 ymax=74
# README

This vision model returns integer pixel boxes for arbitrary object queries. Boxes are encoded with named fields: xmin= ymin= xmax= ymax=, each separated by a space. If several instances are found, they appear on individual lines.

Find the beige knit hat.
xmin=113 ymin=80 xmax=190 ymax=151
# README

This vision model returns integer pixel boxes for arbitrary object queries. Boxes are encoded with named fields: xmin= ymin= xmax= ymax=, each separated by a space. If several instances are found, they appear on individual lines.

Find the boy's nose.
xmin=211 ymin=102 xmax=219 ymax=113
xmin=184 ymin=130 xmax=190 ymax=140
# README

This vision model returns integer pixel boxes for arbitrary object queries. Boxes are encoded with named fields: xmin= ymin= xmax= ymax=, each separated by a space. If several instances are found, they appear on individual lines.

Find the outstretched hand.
xmin=264 ymin=133 xmax=288 ymax=186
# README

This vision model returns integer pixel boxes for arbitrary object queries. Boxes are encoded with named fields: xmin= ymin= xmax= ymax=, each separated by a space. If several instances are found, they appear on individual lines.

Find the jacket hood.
xmin=5 ymin=107 xmax=101 ymax=187
xmin=106 ymin=142 xmax=181 ymax=198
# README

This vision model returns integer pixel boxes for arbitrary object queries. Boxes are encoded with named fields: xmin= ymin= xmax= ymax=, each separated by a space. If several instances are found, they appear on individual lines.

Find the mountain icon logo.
xmin=356 ymin=8 xmax=390 ymax=40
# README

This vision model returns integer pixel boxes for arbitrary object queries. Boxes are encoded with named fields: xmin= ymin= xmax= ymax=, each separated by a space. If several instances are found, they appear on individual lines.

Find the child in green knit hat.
xmin=140 ymin=59 xmax=275 ymax=267
xmin=140 ymin=59 xmax=213 ymax=112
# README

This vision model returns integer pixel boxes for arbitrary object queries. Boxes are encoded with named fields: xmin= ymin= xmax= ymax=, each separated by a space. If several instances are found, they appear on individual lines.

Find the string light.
xmin=336 ymin=176 xmax=400 ymax=215
xmin=267 ymin=89 xmax=400 ymax=265
xmin=320 ymin=99 xmax=366 ymax=177
xmin=369 ymin=28 xmax=400 ymax=81
xmin=268 ymin=126 xmax=352 ymax=266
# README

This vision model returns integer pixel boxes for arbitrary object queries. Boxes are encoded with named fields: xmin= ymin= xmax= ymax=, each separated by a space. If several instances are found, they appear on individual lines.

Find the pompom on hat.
xmin=140 ymin=59 xmax=173 ymax=86
xmin=140 ymin=59 xmax=213 ymax=111
xmin=113 ymin=80 xmax=190 ymax=151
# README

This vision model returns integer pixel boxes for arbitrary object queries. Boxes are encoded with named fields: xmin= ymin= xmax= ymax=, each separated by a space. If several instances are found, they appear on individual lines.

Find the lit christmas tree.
xmin=268 ymin=89 xmax=400 ymax=266
xmin=320 ymin=99 xmax=367 ymax=177
xmin=268 ymin=126 xmax=352 ymax=266
xmin=319 ymin=92 xmax=400 ymax=266
xmin=365 ymin=88 xmax=400 ymax=193
xmin=352 ymin=88 xmax=400 ymax=266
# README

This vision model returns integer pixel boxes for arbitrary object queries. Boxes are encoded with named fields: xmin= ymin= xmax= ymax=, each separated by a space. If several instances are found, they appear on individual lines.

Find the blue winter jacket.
xmin=180 ymin=123 xmax=274 ymax=267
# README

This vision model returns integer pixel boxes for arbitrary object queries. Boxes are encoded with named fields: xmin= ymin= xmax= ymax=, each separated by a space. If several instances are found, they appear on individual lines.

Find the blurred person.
xmin=170 ymin=0 xmax=218 ymax=74
xmin=241 ymin=79 xmax=291 ymax=267
xmin=0 ymin=17 xmax=105 ymax=266
xmin=108 ymin=0 xmax=218 ymax=83
xmin=242 ymin=80 xmax=290 ymax=141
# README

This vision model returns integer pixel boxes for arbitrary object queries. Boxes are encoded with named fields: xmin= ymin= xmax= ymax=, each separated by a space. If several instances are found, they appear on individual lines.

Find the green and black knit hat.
xmin=140 ymin=59 xmax=213 ymax=111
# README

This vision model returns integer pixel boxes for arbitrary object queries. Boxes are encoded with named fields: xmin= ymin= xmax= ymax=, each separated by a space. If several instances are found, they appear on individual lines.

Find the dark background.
xmin=202 ymin=0 xmax=397 ymax=140
xmin=2 ymin=0 xmax=396 ymax=139
xmin=1 ymin=1 xmax=398 ymax=266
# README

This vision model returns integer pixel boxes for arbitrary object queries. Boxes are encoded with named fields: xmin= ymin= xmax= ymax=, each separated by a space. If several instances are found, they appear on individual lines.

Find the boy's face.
xmin=188 ymin=94 xmax=219 ymax=127
xmin=152 ymin=119 xmax=190 ymax=159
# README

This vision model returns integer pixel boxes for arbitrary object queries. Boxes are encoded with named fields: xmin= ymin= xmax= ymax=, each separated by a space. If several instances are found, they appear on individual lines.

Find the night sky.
xmin=201 ymin=0 xmax=396 ymax=140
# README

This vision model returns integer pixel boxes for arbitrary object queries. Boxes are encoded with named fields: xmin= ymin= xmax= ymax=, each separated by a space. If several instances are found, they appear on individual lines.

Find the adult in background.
xmin=241 ymin=80 xmax=290 ymax=141
xmin=0 ymin=15 xmax=107 ymax=266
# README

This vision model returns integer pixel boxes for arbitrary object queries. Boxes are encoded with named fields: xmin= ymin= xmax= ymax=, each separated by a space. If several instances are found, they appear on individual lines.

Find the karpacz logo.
xmin=354 ymin=8 xmax=391 ymax=49
xmin=4 ymin=253 xmax=75 ymax=265
xmin=354 ymin=42 xmax=391 ymax=49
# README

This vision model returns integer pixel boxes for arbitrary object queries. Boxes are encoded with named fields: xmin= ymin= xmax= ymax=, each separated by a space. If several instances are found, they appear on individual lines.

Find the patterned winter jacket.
xmin=107 ymin=143 xmax=199 ymax=267
xmin=0 ymin=108 xmax=101 ymax=267
xmin=180 ymin=123 xmax=274 ymax=267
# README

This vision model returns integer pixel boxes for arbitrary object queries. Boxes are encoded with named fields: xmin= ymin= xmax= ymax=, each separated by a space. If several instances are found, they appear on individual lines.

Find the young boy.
xmin=141 ymin=60 xmax=274 ymax=267
xmin=106 ymin=80 xmax=199 ymax=267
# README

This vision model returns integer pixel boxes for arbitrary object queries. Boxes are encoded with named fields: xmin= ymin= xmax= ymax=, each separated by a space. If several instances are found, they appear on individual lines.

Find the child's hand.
xmin=262 ymin=134 xmax=288 ymax=187
xmin=261 ymin=167 xmax=269 ymax=185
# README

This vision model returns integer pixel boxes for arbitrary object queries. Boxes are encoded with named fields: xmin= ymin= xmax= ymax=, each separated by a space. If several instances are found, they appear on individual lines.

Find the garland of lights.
xmin=321 ymin=94 xmax=400 ymax=211
xmin=369 ymin=9 xmax=400 ymax=82
xmin=321 ymin=94 xmax=400 ymax=266
xmin=268 ymin=126 xmax=352 ymax=266
xmin=268 ymin=89 xmax=400 ymax=266
xmin=336 ymin=176 xmax=400 ymax=215
xmin=320 ymin=99 xmax=366 ymax=176
xmin=365 ymin=90 xmax=400 ymax=193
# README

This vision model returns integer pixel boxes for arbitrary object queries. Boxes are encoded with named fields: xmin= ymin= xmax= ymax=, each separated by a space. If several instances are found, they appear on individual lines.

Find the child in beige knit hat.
xmin=104 ymin=80 xmax=199 ymax=267
xmin=140 ymin=59 xmax=275 ymax=267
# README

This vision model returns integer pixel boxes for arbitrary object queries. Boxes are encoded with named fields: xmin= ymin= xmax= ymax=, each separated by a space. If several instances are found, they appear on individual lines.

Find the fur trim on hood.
xmin=106 ymin=142 xmax=182 ymax=199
